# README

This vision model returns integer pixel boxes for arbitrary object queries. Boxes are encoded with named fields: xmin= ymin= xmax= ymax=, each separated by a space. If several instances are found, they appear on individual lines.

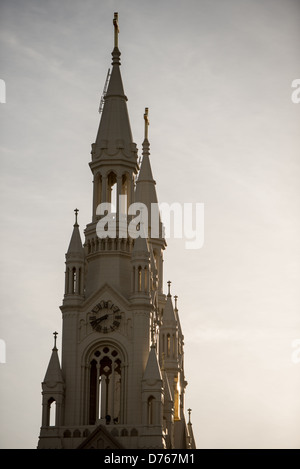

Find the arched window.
xmin=147 ymin=396 xmax=155 ymax=425
xmin=107 ymin=172 xmax=117 ymax=212
xmin=72 ymin=267 xmax=77 ymax=294
xmin=121 ymin=173 xmax=129 ymax=213
xmin=138 ymin=266 xmax=142 ymax=292
xmin=78 ymin=268 xmax=82 ymax=294
xmin=167 ymin=334 xmax=171 ymax=357
xmin=131 ymin=428 xmax=138 ymax=436
xmin=96 ymin=173 xmax=102 ymax=206
xmin=89 ymin=346 xmax=122 ymax=425
xmin=47 ymin=398 xmax=56 ymax=427
xmin=144 ymin=266 xmax=148 ymax=293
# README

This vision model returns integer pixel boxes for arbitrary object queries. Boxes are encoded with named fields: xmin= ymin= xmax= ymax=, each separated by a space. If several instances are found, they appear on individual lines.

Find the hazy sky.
xmin=0 ymin=0 xmax=299 ymax=449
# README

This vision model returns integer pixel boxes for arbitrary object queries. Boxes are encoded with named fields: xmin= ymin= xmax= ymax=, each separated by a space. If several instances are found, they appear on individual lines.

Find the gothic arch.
xmin=106 ymin=171 xmax=117 ymax=210
xmin=94 ymin=172 xmax=102 ymax=208
xmin=47 ymin=397 xmax=56 ymax=426
xmin=82 ymin=339 xmax=128 ymax=426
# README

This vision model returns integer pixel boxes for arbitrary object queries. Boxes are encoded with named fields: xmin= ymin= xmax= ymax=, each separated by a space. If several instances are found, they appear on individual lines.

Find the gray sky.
xmin=0 ymin=0 xmax=300 ymax=449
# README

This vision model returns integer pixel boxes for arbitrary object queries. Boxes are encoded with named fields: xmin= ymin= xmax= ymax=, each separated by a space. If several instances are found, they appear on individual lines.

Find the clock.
xmin=89 ymin=300 xmax=123 ymax=333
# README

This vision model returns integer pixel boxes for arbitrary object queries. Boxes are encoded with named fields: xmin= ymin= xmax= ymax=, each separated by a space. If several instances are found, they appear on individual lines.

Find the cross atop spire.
xmin=74 ymin=208 xmax=79 ymax=227
xmin=144 ymin=107 xmax=149 ymax=140
xmin=188 ymin=408 xmax=192 ymax=424
xmin=113 ymin=12 xmax=119 ymax=48
xmin=53 ymin=331 xmax=58 ymax=351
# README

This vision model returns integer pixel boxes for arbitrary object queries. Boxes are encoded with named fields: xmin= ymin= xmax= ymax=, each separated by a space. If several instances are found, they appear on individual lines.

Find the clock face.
xmin=89 ymin=300 xmax=123 ymax=334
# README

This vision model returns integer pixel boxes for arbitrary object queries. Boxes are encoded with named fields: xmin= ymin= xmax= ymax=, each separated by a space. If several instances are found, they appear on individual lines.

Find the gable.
xmin=77 ymin=424 xmax=124 ymax=449
xmin=82 ymin=282 xmax=131 ymax=314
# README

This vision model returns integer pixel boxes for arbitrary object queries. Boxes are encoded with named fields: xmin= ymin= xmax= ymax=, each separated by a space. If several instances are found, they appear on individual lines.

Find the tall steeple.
xmin=38 ymin=13 xmax=196 ymax=450
xmin=90 ymin=13 xmax=138 ymax=224
xmin=93 ymin=43 xmax=135 ymax=160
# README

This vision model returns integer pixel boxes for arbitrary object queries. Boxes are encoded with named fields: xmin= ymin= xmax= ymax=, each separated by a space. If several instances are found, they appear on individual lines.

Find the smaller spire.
xmin=187 ymin=408 xmax=196 ymax=448
xmin=53 ymin=331 xmax=58 ymax=351
xmin=143 ymin=345 xmax=162 ymax=382
xmin=167 ymin=280 xmax=171 ymax=297
xmin=162 ymin=291 xmax=177 ymax=325
xmin=132 ymin=231 xmax=150 ymax=257
xmin=67 ymin=209 xmax=84 ymax=255
xmin=43 ymin=334 xmax=64 ymax=388
xmin=174 ymin=295 xmax=178 ymax=310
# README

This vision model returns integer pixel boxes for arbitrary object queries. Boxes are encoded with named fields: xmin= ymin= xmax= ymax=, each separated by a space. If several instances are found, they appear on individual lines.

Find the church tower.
xmin=37 ymin=13 xmax=196 ymax=450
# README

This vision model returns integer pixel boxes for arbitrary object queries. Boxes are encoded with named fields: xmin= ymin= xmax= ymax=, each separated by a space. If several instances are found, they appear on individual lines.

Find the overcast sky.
xmin=0 ymin=0 xmax=300 ymax=449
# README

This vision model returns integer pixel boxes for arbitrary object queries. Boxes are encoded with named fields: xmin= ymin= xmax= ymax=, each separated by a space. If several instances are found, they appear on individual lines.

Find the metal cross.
xmin=74 ymin=208 xmax=79 ymax=226
xmin=53 ymin=331 xmax=58 ymax=350
xmin=144 ymin=107 xmax=149 ymax=139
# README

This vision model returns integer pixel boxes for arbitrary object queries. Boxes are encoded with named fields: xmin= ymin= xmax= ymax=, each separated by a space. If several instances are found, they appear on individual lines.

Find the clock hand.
xmin=91 ymin=314 xmax=108 ymax=327
xmin=99 ymin=314 xmax=108 ymax=322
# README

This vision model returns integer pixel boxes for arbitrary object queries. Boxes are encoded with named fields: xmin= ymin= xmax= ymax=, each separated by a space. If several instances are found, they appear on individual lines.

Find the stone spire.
xmin=92 ymin=13 xmax=137 ymax=164
xmin=135 ymin=108 xmax=164 ymax=239
xmin=63 ymin=209 xmax=85 ymax=300
xmin=163 ymin=281 xmax=177 ymax=325
xmin=142 ymin=344 xmax=163 ymax=383
xmin=43 ymin=332 xmax=64 ymax=386
xmin=66 ymin=209 xmax=84 ymax=256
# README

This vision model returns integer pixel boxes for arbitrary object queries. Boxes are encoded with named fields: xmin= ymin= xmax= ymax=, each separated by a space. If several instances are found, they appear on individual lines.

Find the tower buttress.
xmin=63 ymin=209 xmax=85 ymax=303
xmin=60 ymin=211 xmax=85 ymax=427
xmin=159 ymin=282 xmax=182 ymax=421
xmin=38 ymin=333 xmax=64 ymax=449
xmin=140 ymin=345 xmax=164 ymax=448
